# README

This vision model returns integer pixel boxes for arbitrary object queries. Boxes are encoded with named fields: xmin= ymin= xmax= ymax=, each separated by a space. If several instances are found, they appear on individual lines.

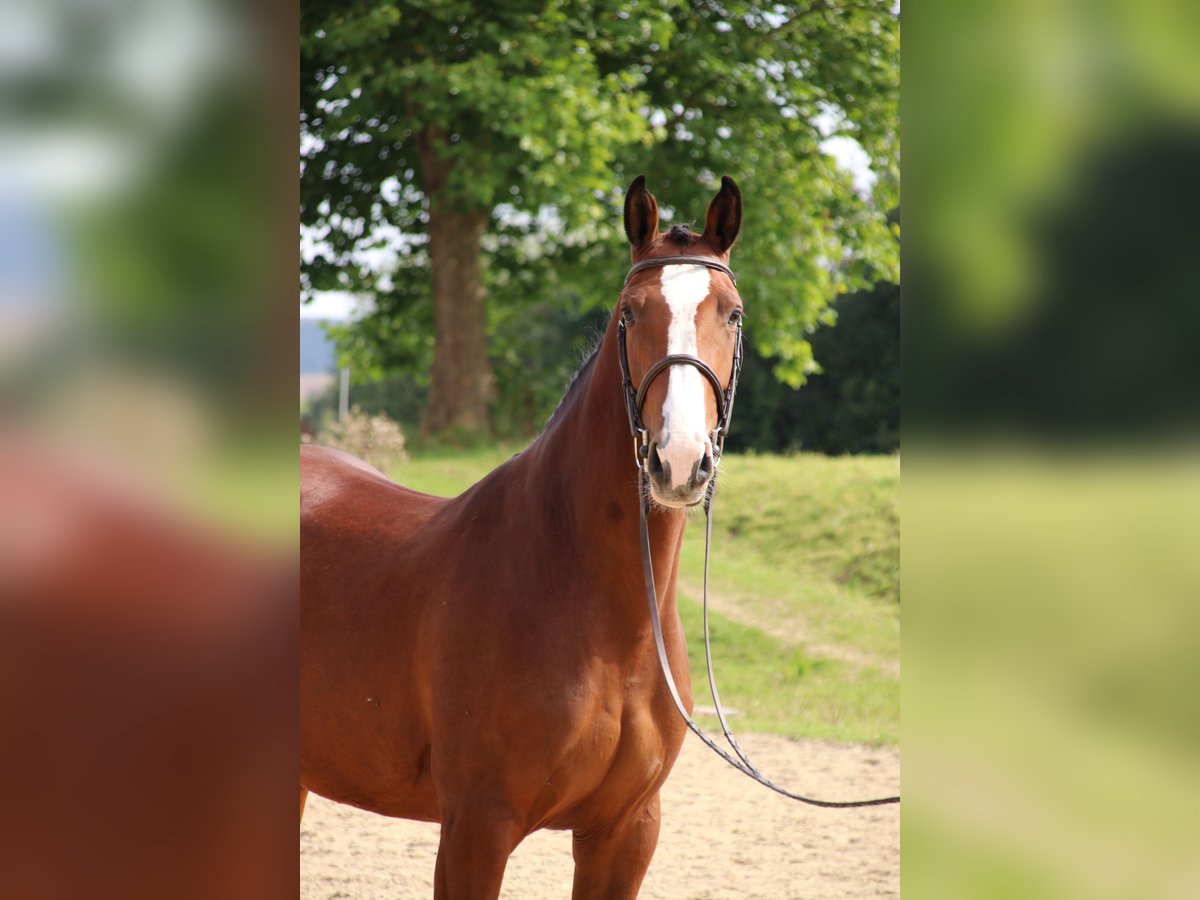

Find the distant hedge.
xmin=726 ymin=279 xmax=899 ymax=456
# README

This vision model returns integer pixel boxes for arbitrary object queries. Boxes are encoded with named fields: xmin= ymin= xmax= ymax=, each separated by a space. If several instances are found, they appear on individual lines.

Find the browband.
xmin=623 ymin=255 xmax=737 ymax=288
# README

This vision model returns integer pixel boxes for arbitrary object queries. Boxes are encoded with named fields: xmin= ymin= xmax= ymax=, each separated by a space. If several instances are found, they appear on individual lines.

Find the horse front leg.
xmin=432 ymin=803 xmax=525 ymax=900
xmin=570 ymin=794 xmax=662 ymax=900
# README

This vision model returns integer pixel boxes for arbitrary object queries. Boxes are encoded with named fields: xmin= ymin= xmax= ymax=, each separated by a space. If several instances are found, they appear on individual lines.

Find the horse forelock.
xmin=666 ymin=223 xmax=694 ymax=245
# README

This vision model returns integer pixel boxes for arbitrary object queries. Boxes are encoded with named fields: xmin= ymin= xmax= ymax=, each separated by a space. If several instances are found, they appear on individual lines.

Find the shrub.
xmin=318 ymin=406 xmax=408 ymax=470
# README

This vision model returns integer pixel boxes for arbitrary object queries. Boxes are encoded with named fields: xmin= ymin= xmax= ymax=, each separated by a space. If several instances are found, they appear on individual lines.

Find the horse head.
xmin=619 ymin=175 xmax=744 ymax=508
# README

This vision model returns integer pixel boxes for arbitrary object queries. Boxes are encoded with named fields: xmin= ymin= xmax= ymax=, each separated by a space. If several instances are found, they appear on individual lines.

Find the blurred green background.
xmin=0 ymin=1 xmax=297 ymax=897
xmin=0 ymin=0 xmax=295 ymax=542
xmin=904 ymin=1 xmax=1200 ymax=897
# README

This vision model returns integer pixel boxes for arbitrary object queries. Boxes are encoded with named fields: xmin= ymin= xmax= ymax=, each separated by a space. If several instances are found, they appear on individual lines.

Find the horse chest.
xmin=537 ymin=664 xmax=687 ymax=824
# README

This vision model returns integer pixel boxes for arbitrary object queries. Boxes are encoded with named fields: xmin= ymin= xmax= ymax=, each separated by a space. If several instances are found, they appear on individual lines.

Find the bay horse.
xmin=300 ymin=175 xmax=745 ymax=898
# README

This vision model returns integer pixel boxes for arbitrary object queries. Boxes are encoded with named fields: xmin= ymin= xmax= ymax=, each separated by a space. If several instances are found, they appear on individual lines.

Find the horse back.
xmin=301 ymin=444 xmax=443 ymax=533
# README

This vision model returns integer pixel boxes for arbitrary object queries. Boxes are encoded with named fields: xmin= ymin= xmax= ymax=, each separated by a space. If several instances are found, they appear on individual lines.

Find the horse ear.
xmin=702 ymin=176 xmax=742 ymax=255
xmin=623 ymin=175 xmax=659 ymax=251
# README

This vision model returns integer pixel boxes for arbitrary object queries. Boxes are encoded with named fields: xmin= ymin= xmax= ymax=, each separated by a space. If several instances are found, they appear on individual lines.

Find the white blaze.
xmin=658 ymin=265 xmax=712 ymax=488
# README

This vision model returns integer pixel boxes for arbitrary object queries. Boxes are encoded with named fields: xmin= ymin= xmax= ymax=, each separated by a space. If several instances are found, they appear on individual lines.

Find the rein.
xmin=619 ymin=255 xmax=900 ymax=809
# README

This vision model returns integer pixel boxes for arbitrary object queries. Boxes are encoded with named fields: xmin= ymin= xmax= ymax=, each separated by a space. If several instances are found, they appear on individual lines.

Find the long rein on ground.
xmin=618 ymin=255 xmax=900 ymax=809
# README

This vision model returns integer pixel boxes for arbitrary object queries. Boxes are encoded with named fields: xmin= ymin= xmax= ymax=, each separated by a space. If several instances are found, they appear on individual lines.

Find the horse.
xmin=300 ymin=174 xmax=745 ymax=899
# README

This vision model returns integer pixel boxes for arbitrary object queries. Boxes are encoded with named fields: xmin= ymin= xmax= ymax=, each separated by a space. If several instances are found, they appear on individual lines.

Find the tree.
xmin=301 ymin=0 xmax=898 ymax=437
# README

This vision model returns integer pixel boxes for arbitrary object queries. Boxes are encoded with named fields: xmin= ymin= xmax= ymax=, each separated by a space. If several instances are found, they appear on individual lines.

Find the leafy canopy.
xmin=302 ymin=0 xmax=898 ymax=392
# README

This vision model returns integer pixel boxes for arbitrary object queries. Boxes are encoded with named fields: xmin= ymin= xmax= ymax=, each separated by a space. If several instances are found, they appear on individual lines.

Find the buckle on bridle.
xmin=632 ymin=428 xmax=649 ymax=470
xmin=711 ymin=427 xmax=727 ymax=465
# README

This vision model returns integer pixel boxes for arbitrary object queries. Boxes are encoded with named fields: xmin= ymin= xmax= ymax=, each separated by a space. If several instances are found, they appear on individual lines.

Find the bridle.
xmin=617 ymin=254 xmax=900 ymax=809
xmin=617 ymin=255 xmax=743 ymax=474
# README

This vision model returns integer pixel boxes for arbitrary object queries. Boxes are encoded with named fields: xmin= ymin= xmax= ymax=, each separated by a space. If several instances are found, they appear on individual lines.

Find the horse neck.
xmin=525 ymin=325 xmax=688 ymax=609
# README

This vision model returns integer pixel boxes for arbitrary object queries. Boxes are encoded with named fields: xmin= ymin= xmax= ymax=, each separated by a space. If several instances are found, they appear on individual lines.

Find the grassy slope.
xmin=677 ymin=454 xmax=899 ymax=743
xmin=387 ymin=446 xmax=899 ymax=746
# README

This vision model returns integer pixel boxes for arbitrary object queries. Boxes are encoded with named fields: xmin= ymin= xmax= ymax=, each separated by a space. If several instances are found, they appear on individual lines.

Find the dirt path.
xmin=300 ymin=734 xmax=899 ymax=899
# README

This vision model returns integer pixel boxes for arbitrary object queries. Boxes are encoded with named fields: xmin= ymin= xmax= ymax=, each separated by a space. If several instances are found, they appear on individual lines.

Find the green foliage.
xmin=75 ymin=80 xmax=274 ymax=414
xmin=306 ymin=373 xmax=427 ymax=436
xmin=730 ymin=276 xmax=900 ymax=455
xmin=301 ymin=0 xmax=899 ymax=405
xmin=307 ymin=302 xmax=609 ymax=440
xmin=488 ymin=299 xmax=609 ymax=437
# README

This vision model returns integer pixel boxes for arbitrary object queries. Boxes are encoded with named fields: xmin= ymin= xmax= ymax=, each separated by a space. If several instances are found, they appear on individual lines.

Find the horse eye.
xmin=728 ymin=309 xmax=743 ymax=325
xmin=621 ymin=307 xmax=636 ymax=326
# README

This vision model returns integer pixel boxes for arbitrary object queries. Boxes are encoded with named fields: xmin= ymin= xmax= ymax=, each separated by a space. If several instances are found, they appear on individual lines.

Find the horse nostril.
xmin=695 ymin=451 xmax=714 ymax=484
xmin=647 ymin=443 xmax=671 ymax=483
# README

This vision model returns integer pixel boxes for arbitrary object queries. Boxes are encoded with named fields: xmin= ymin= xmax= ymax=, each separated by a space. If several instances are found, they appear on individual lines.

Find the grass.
xmin=686 ymin=453 xmax=899 ymax=603
xmin=678 ymin=599 xmax=898 ymax=744
xmin=386 ymin=445 xmax=899 ymax=746
xmin=678 ymin=453 xmax=900 ymax=668
xmin=170 ymin=442 xmax=298 ymax=544
xmin=393 ymin=441 xmax=523 ymax=498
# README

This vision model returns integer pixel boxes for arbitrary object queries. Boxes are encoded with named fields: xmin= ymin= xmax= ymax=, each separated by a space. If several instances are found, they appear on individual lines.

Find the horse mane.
xmin=544 ymin=339 xmax=602 ymax=430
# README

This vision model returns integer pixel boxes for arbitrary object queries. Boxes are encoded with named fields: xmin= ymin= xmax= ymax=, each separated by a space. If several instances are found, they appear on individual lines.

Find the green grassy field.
xmin=387 ymin=445 xmax=899 ymax=746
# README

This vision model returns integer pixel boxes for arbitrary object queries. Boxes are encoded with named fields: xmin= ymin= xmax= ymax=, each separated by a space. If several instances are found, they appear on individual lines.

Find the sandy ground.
xmin=300 ymin=734 xmax=899 ymax=899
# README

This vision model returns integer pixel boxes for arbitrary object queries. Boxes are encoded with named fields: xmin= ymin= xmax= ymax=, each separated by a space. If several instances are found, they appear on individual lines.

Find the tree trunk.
xmin=418 ymin=131 xmax=494 ymax=438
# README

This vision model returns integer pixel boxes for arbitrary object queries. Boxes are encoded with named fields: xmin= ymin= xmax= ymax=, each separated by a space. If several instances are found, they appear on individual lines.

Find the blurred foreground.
xmin=904 ymin=451 xmax=1200 ymax=898
xmin=905 ymin=1 xmax=1200 ymax=896
xmin=0 ymin=0 xmax=296 ymax=897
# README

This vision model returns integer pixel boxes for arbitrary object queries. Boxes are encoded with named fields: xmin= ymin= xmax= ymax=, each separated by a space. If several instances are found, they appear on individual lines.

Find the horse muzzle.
xmin=645 ymin=437 xmax=714 ymax=507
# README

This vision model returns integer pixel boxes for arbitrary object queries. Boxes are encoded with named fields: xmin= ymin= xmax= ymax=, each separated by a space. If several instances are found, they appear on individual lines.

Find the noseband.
xmin=617 ymin=254 xmax=901 ymax=809
xmin=616 ymin=256 xmax=744 ymax=473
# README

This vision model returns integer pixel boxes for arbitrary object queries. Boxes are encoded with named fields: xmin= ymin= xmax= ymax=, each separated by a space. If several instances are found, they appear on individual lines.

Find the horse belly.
xmin=300 ymin=538 xmax=441 ymax=819
xmin=301 ymin=740 xmax=439 ymax=822
xmin=300 ymin=637 xmax=440 ymax=819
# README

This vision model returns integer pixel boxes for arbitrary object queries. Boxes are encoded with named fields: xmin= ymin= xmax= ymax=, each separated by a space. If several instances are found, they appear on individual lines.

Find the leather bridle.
xmin=618 ymin=254 xmax=900 ymax=809
xmin=617 ymin=255 xmax=743 ymax=474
